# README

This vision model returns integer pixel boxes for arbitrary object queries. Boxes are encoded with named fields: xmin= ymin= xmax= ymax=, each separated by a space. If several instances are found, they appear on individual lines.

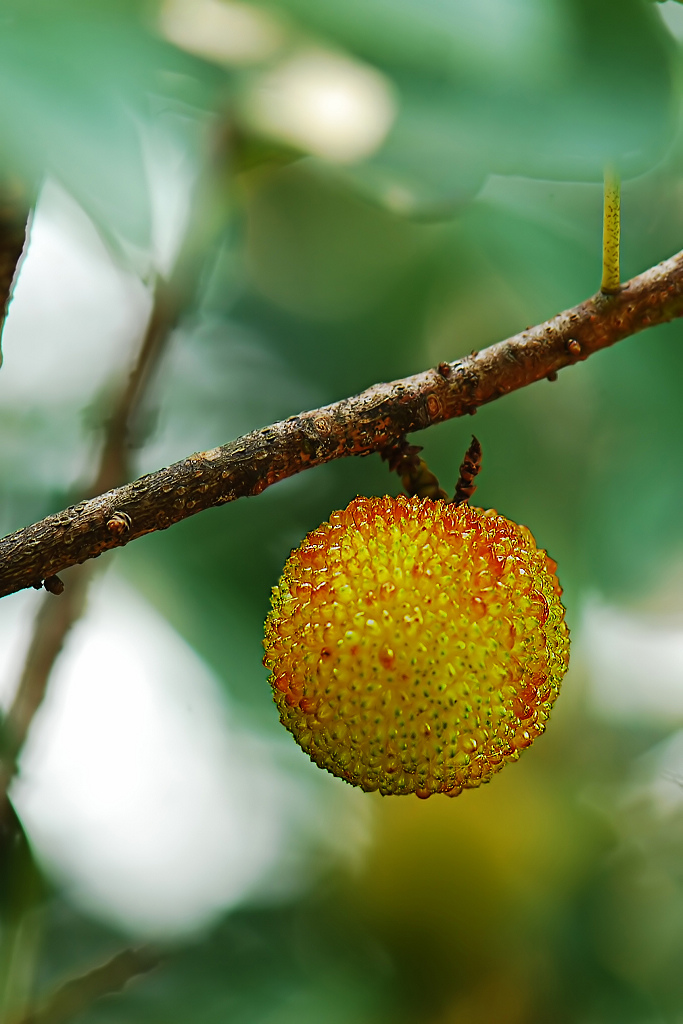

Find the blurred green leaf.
xmin=242 ymin=0 xmax=677 ymax=215
xmin=0 ymin=0 xmax=219 ymax=259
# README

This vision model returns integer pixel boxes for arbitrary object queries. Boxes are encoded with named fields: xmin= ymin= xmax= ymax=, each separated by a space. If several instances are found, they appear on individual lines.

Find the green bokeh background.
xmin=3 ymin=0 xmax=683 ymax=1021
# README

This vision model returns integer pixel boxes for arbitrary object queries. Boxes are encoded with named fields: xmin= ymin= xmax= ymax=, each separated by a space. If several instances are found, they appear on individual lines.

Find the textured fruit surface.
xmin=263 ymin=495 xmax=569 ymax=797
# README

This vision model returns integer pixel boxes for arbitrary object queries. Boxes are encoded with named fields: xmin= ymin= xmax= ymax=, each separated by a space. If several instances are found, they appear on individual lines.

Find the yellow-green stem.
xmin=601 ymin=165 xmax=621 ymax=294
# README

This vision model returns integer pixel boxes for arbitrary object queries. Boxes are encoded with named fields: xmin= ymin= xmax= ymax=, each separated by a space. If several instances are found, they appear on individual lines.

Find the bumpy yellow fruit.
xmin=263 ymin=495 xmax=569 ymax=798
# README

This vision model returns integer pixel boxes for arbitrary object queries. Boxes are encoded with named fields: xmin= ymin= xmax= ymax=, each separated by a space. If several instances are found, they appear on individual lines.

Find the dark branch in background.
xmin=0 ymin=244 xmax=173 ymax=1024
xmin=2 ymin=246 xmax=683 ymax=601
xmin=0 ymin=129 xmax=232 ymax=1024
xmin=0 ymin=268 xmax=181 ymax=808
xmin=0 ymin=177 xmax=32 ymax=361
xmin=90 ymin=277 xmax=183 ymax=498
xmin=0 ymin=266 xmax=195 ymax=772
xmin=0 ymin=118 xmax=236 ymax=804
xmin=10 ymin=946 xmax=160 ymax=1024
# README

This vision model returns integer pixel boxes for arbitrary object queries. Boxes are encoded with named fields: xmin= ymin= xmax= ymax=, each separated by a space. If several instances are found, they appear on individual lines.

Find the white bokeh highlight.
xmin=1 ymin=577 xmax=369 ymax=937
xmin=1 ymin=181 xmax=150 ymax=407
xmin=244 ymin=50 xmax=397 ymax=164
xmin=658 ymin=1 xmax=683 ymax=43
xmin=636 ymin=730 xmax=683 ymax=816
xmin=0 ymin=181 xmax=151 ymax=493
xmin=583 ymin=597 xmax=683 ymax=724
xmin=160 ymin=0 xmax=284 ymax=66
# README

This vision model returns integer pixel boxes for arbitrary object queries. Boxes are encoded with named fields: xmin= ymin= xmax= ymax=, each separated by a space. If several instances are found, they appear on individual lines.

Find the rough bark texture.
xmin=2 ymin=248 xmax=683 ymax=599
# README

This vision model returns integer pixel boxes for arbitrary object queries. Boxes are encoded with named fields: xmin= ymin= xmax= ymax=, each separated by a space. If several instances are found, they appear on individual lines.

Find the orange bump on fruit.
xmin=263 ymin=495 xmax=569 ymax=798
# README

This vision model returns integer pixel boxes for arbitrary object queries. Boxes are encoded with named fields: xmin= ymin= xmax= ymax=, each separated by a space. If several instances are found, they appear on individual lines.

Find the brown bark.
xmin=2 ymin=247 xmax=683 ymax=600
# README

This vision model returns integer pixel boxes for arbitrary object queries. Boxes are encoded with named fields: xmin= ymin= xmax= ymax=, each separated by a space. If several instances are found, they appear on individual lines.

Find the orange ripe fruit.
xmin=263 ymin=495 xmax=569 ymax=798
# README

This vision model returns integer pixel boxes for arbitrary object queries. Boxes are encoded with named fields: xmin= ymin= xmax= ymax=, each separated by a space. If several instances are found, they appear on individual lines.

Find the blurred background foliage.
xmin=2 ymin=0 xmax=683 ymax=1021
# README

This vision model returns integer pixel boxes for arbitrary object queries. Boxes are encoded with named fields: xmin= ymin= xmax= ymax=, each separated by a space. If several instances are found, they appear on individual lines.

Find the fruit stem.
xmin=382 ymin=440 xmax=448 ymax=500
xmin=453 ymin=436 xmax=482 ymax=505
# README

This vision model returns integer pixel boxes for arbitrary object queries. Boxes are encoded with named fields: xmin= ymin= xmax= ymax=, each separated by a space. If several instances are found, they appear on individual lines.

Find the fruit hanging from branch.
xmin=263 ymin=439 xmax=569 ymax=798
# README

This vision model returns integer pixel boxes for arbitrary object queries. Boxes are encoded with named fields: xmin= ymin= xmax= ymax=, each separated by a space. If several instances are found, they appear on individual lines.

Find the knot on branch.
xmin=107 ymin=511 xmax=132 ymax=537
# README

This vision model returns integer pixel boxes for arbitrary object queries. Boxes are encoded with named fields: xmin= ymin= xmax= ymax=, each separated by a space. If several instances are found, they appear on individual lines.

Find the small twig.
xmin=601 ymin=164 xmax=621 ymax=295
xmin=10 ymin=945 xmax=160 ymax=1024
xmin=2 ymin=245 xmax=683 ymax=600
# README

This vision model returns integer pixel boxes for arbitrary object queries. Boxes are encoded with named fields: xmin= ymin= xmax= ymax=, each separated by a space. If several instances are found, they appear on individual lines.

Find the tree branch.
xmin=10 ymin=945 xmax=160 ymax=1024
xmin=2 ymin=247 xmax=683 ymax=600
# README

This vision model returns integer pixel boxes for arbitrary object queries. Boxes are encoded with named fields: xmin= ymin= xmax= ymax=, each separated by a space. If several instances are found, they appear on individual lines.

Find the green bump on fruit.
xmin=263 ymin=495 xmax=570 ymax=798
